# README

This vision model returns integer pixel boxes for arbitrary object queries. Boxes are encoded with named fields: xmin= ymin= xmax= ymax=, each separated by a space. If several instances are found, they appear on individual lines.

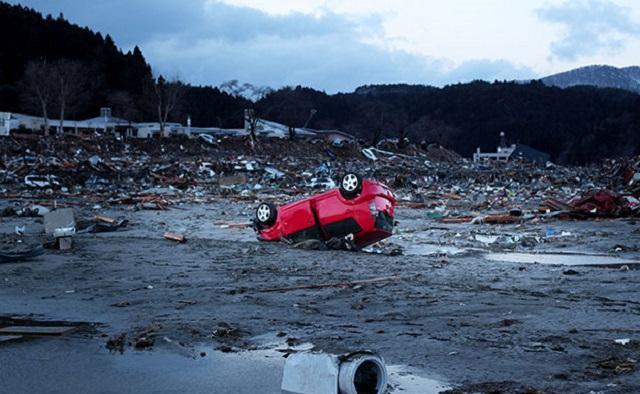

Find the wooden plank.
xmin=0 ymin=326 xmax=77 ymax=336
xmin=0 ymin=335 xmax=22 ymax=343
xmin=95 ymin=215 xmax=117 ymax=225
xmin=164 ymin=232 xmax=186 ymax=243
xmin=260 ymin=275 xmax=403 ymax=293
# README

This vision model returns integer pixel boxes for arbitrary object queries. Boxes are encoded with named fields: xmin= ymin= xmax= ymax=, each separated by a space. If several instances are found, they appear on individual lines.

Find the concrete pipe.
xmin=338 ymin=353 xmax=387 ymax=394
xmin=281 ymin=351 xmax=388 ymax=394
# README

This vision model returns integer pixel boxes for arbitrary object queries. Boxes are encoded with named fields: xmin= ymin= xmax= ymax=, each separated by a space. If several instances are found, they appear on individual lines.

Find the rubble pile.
xmin=0 ymin=134 xmax=638 ymax=221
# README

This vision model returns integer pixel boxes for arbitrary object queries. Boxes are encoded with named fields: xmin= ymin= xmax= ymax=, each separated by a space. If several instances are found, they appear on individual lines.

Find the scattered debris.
xmin=212 ymin=322 xmax=240 ymax=339
xmin=43 ymin=208 xmax=76 ymax=250
xmin=216 ymin=221 xmax=253 ymax=229
xmin=260 ymin=275 xmax=403 ymax=293
xmin=594 ymin=357 xmax=637 ymax=375
xmin=57 ymin=236 xmax=73 ymax=251
xmin=44 ymin=208 xmax=76 ymax=236
xmin=2 ymin=133 xmax=640 ymax=393
xmin=82 ymin=216 xmax=128 ymax=233
xmin=106 ymin=333 xmax=126 ymax=353
xmin=131 ymin=323 xmax=161 ymax=350
xmin=133 ymin=336 xmax=154 ymax=349
xmin=542 ymin=189 xmax=639 ymax=219
xmin=0 ymin=236 xmax=44 ymax=263
xmin=164 ymin=232 xmax=186 ymax=243
xmin=0 ymin=335 xmax=22 ymax=344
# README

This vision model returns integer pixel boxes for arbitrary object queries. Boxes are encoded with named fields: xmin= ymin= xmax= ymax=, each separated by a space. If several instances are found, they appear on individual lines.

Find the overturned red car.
xmin=254 ymin=173 xmax=396 ymax=248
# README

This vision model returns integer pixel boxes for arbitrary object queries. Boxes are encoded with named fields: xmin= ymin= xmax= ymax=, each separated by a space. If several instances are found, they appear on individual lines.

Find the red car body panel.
xmin=257 ymin=179 xmax=396 ymax=248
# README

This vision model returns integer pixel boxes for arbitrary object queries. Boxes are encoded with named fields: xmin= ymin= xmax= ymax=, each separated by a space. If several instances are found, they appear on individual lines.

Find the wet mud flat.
xmin=1 ymin=202 xmax=640 ymax=393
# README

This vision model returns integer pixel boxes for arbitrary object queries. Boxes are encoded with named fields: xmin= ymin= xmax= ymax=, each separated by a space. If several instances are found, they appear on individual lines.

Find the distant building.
xmin=473 ymin=132 xmax=550 ymax=164
xmin=135 ymin=122 xmax=183 ymax=138
xmin=0 ymin=108 xmax=135 ymax=136
xmin=0 ymin=111 xmax=47 ymax=134
xmin=76 ymin=107 xmax=132 ymax=135
xmin=0 ymin=106 xmax=356 ymax=143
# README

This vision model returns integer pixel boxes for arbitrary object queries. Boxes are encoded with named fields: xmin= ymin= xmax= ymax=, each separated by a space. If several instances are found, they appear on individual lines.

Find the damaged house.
xmin=473 ymin=132 xmax=550 ymax=164
xmin=243 ymin=109 xmax=355 ymax=145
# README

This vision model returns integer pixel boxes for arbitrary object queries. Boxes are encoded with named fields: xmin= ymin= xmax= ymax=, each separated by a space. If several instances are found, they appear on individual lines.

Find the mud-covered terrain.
xmin=1 ymin=200 xmax=639 ymax=393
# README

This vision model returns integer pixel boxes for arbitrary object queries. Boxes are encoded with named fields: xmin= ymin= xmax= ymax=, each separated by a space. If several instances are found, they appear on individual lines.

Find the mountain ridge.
xmin=541 ymin=65 xmax=640 ymax=93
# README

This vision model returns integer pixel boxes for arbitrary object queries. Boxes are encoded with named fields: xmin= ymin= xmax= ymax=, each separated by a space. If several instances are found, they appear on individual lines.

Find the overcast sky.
xmin=7 ymin=0 xmax=640 ymax=92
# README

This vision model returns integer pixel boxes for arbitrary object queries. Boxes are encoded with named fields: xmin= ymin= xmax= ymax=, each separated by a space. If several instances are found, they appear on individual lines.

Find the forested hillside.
xmin=256 ymin=82 xmax=640 ymax=163
xmin=0 ymin=2 xmax=248 ymax=127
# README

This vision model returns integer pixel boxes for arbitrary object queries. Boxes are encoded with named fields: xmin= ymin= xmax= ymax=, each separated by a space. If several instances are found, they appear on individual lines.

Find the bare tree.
xmin=280 ymin=87 xmax=312 ymax=142
xmin=108 ymin=90 xmax=141 ymax=121
xmin=244 ymin=108 xmax=260 ymax=149
xmin=240 ymin=84 xmax=273 ymax=149
xmin=21 ymin=59 xmax=89 ymax=135
xmin=151 ymin=75 xmax=185 ymax=137
xmin=20 ymin=59 xmax=55 ymax=135
xmin=52 ymin=59 xmax=89 ymax=133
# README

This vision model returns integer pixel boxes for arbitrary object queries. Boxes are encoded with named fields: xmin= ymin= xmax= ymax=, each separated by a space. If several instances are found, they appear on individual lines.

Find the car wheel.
xmin=339 ymin=172 xmax=363 ymax=199
xmin=255 ymin=202 xmax=277 ymax=226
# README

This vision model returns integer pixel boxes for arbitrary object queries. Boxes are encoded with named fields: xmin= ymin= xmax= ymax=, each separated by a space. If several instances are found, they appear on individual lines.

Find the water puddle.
xmin=0 ymin=333 xmax=451 ymax=394
xmin=486 ymin=252 xmax=640 ymax=267
xmin=250 ymin=332 xmax=449 ymax=393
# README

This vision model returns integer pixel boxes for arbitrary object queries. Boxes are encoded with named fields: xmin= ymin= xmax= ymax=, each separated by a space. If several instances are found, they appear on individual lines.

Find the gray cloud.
xmin=537 ymin=0 xmax=640 ymax=61
xmin=9 ymin=0 xmax=534 ymax=92
xmin=9 ymin=0 xmax=364 ymax=44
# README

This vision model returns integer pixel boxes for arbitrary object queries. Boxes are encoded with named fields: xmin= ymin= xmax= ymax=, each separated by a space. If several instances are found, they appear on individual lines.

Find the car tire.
xmin=255 ymin=202 xmax=277 ymax=227
xmin=339 ymin=172 xmax=363 ymax=199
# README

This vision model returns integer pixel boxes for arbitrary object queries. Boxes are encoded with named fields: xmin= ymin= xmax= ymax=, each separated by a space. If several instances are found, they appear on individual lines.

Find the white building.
xmin=0 ymin=112 xmax=49 ymax=134
xmin=134 ymin=122 xmax=183 ymax=138
xmin=0 ymin=107 xmax=355 ymax=143
xmin=473 ymin=132 xmax=550 ymax=164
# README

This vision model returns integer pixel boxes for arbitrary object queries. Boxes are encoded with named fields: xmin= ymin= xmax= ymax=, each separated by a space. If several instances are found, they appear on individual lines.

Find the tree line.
xmin=251 ymin=82 xmax=640 ymax=164
xmin=1 ymin=2 xmax=639 ymax=163
xmin=0 ymin=2 xmax=249 ymax=132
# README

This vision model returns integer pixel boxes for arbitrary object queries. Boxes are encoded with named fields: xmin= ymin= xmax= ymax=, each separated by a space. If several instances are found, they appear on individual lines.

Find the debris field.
xmin=1 ymin=134 xmax=640 ymax=393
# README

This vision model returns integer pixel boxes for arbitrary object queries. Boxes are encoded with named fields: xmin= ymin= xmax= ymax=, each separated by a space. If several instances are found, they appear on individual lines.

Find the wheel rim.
xmin=257 ymin=205 xmax=271 ymax=222
xmin=342 ymin=174 xmax=359 ymax=192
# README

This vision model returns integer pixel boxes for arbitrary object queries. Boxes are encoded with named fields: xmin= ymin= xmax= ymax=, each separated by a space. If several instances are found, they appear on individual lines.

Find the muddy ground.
xmin=1 ymin=200 xmax=640 ymax=393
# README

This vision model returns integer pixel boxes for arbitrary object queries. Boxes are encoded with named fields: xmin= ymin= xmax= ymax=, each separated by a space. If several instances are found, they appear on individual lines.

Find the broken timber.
xmin=260 ymin=275 xmax=403 ymax=293
xmin=0 ymin=326 xmax=78 ymax=336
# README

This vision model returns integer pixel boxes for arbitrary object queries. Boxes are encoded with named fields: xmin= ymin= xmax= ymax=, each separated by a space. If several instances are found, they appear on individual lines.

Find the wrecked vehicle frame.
xmin=254 ymin=173 xmax=397 ymax=249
